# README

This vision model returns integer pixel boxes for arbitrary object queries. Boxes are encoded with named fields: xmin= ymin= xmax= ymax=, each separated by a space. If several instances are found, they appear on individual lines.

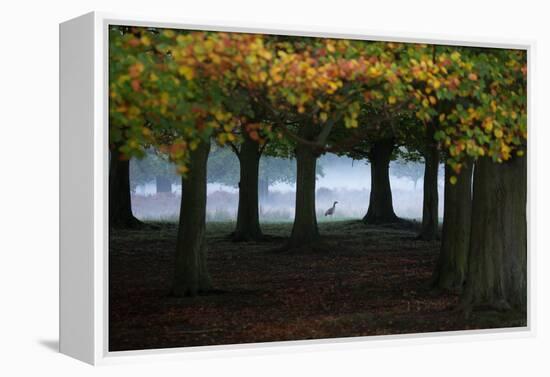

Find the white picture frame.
xmin=59 ymin=11 xmax=535 ymax=365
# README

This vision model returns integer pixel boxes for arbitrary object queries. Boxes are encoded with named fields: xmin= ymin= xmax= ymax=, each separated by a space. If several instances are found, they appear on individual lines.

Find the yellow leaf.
xmin=449 ymin=176 xmax=458 ymax=185
xmin=178 ymin=66 xmax=195 ymax=81
xmin=388 ymin=96 xmax=397 ymax=105
xmin=494 ymin=129 xmax=504 ymax=138
xmin=163 ymin=30 xmax=175 ymax=38
xmin=217 ymin=133 xmax=227 ymax=145
xmin=368 ymin=67 xmax=380 ymax=77
xmin=160 ymin=92 xmax=170 ymax=105
xmin=140 ymin=35 xmax=151 ymax=46
xmin=483 ymin=118 xmax=494 ymax=132
xmin=319 ymin=112 xmax=328 ymax=122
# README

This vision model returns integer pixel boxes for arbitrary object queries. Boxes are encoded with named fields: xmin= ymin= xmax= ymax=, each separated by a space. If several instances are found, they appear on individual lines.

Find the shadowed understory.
xmin=109 ymin=221 xmax=525 ymax=351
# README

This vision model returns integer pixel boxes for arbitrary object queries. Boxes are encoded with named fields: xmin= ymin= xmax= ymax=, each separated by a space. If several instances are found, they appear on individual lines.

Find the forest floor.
xmin=109 ymin=220 xmax=526 ymax=351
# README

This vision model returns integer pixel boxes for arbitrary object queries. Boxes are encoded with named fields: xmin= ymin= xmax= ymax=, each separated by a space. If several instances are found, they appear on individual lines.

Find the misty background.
xmin=130 ymin=151 xmax=444 ymax=223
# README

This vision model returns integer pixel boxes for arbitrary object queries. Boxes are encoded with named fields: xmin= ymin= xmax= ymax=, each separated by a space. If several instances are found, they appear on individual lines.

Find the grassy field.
xmin=109 ymin=220 xmax=525 ymax=351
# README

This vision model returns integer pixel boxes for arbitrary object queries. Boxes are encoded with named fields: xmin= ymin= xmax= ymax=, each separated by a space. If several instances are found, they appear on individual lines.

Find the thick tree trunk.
xmin=287 ymin=143 xmax=320 ymax=249
xmin=363 ymin=139 xmax=399 ymax=224
xmin=461 ymin=155 xmax=527 ymax=312
xmin=156 ymin=175 xmax=172 ymax=193
xmin=233 ymin=135 xmax=263 ymax=241
xmin=432 ymin=161 xmax=473 ymax=291
xmin=418 ymin=138 xmax=440 ymax=240
xmin=109 ymin=148 xmax=143 ymax=229
xmin=172 ymin=140 xmax=213 ymax=297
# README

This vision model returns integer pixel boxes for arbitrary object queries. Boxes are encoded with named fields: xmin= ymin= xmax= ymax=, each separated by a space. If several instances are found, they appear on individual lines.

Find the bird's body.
xmin=324 ymin=201 xmax=338 ymax=216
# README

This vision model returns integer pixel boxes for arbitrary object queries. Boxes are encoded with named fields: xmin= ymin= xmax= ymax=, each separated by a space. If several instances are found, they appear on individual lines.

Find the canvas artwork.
xmin=108 ymin=25 xmax=527 ymax=352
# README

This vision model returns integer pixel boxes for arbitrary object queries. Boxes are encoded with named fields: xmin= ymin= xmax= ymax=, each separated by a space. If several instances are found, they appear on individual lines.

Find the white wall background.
xmin=0 ymin=0 xmax=548 ymax=375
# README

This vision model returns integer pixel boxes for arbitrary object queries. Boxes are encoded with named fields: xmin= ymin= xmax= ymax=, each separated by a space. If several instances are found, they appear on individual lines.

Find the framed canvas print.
xmin=59 ymin=11 xmax=533 ymax=365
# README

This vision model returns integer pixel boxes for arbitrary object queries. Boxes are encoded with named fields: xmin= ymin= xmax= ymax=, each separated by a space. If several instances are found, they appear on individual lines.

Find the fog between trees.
xmin=130 ymin=152 xmax=443 ymax=222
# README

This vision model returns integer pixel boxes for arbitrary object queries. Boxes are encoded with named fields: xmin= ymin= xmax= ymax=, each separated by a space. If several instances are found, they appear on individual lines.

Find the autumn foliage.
xmin=109 ymin=27 xmax=527 ymax=179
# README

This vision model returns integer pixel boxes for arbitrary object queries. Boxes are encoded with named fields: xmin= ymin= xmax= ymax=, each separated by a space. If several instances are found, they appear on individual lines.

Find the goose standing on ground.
xmin=324 ymin=201 xmax=338 ymax=217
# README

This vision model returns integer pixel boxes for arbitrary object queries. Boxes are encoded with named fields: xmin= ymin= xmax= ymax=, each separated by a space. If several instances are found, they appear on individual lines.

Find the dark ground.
xmin=109 ymin=220 xmax=526 ymax=351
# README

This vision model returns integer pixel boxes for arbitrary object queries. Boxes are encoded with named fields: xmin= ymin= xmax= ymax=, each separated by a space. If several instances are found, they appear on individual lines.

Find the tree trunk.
xmin=233 ymin=135 xmax=263 ymax=241
xmin=109 ymin=147 xmax=143 ymax=229
xmin=461 ymin=155 xmax=527 ymax=312
xmin=287 ymin=143 xmax=320 ymax=249
xmin=172 ymin=139 xmax=213 ymax=297
xmin=418 ymin=136 xmax=440 ymax=240
xmin=156 ymin=175 xmax=172 ymax=193
xmin=432 ymin=161 xmax=473 ymax=291
xmin=363 ymin=138 xmax=398 ymax=224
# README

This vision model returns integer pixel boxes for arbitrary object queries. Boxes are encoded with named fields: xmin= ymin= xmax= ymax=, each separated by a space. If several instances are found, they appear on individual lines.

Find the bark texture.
xmin=461 ymin=156 xmax=527 ymax=312
xmin=109 ymin=147 xmax=143 ymax=229
xmin=288 ymin=143 xmax=320 ymax=249
xmin=432 ymin=162 xmax=473 ymax=290
xmin=172 ymin=140 xmax=213 ymax=297
xmin=418 ymin=130 xmax=440 ymax=241
xmin=233 ymin=134 xmax=263 ymax=241
xmin=363 ymin=138 xmax=399 ymax=224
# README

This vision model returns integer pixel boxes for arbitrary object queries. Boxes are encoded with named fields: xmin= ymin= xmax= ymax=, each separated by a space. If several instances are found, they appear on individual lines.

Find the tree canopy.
xmin=109 ymin=26 xmax=527 ymax=179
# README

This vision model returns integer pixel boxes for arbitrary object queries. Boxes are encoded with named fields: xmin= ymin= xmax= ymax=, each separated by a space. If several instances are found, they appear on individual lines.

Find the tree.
xmin=432 ymin=160 xmax=473 ymax=290
xmin=390 ymin=156 xmax=424 ymax=190
xmin=108 ymin=26 xmax=153 ymax=229
xmin=462 ymin=155 xmax=526 ymax=311
xmin=130 ymin=150 xmax=179 ymax=193
xmin=172 ymin=139 xmax=213 ymax=295
xmin=109 ymin=148 xmax=143 ymax=228
xmin=262 ymin=39 xmax=412 ymax=249
xmin=417 ymin=118 xmax=440 ymax=240
xmin=339 ymin=109 xmax=422 ymax=225
xmin=208 ymin=146 xmax=309 ymax=202
xmin=110 ymin=26 xmax=527 ymax=309
xmin=109 ymin=28 xmax=234 ymax=296
xmin=423 ymin=47 xmax=527 ymax=311
xmin=230 ymin=123 xmax=266 ymax=241
xmin=362 ymin=137 xmax=399 ymax=223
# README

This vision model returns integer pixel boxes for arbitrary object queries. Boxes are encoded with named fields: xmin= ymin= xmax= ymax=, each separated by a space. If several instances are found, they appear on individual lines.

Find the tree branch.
xmin=274 ymin=123 xmax=324 ymax=149
xmin=228 ymin=141 xmax=240 ymax=159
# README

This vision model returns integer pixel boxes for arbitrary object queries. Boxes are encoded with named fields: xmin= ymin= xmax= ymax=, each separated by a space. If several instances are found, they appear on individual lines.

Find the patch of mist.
xmin=131 ymin=154 xmax=444 ymax=223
